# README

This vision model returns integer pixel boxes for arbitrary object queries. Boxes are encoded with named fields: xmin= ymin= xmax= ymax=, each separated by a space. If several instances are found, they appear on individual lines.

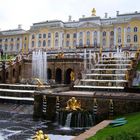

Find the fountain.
xmin=74 ymin=47 xmax=134 ymax=90
xmin=32 ymin=50 xmax=47 ymax=83
xmin=58 ymin=97 xmax=94 ymax=128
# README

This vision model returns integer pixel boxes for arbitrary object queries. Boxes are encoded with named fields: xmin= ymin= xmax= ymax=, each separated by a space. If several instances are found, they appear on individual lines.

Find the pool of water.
xmin=0 ymin=108 xmax=85 ymax=140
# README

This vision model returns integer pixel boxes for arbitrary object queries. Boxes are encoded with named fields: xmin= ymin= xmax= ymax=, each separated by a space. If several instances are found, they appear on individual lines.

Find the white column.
xmin=124 ymin=28 xmax=126 ymax=47
xmin=107 ymin=31 xmax=110 ymax=47
xmin=59 ymin=32 xmax=62 ymax=48
xmin=91 ymin=31 xmax=94 ymax=45
xmin=20 ymin=37 xmax=22 ymax=51
xmin=76 ymin=32 xmax=79 ymax=46
xmin=13 ymin=38 xmax=16 ymax=53
xmin=114 ymin=28 xmax=116 ymax=47
xmin=97 ymin=31 xmax=100 ymax=45
xmin=36 ymin=34 xmax=38 ymax=48
xmin=28 ymin=35 xmax=31 ymax=51
xmin=83 ymin=32 xmax=85 ymax=46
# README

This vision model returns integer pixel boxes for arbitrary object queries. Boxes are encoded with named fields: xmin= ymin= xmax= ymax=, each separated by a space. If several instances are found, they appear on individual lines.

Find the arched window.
xmin=87 ymin=31 xmax=90 ymax=37
xmin=86 ymin=39 xmax=90 ymax=46
xmin=127 ymin=27 xmax=131 ymax=32
xmin=16 ymin=43 xmax=19 ymax=50
xmin=79 ymin=39 xmax=83 ymax=47
xmin=110 ymin=38 xmax=114 ymax=46
xmin=48 ymin=33 xmax=51 ymax=38
xmin=94 ymin=38 xmax=97 ymax=46
xmin=110 ymin=31 xmax=114 ymax=36
xmin=32 ymin=41 xmax=34 ymax=47
xmin=55 ymin=39 xmax=58 ymax=47
xmin=66 ymin=34 xmax=70 ymax=38
xmin=134 ymin=27 xmax=138 ymax=32
xmin=73 ymin=40 xmax=76 ymax=47
xmin=79 ymin=32 xmax=83 ymax=38
xmin=103 ymin=31 xmax=106 ymax=37
xmin=43 ymin=40 xmax=46 ymax=47
xmin=94 ymin=31 xmax=97 ymax=36
xmin=10 ymin=44 xmax=13 ymax=50
xmin=134 ymin=35 xmax=138 ymax=42
xmin=118 ymin=27 xmax=121 ymax=33
xmin=102 ymin=39 xmax=106 ymax=46
xmin=127 ymin=35 xmax=131 ymax=43
xmin=43 ymin=33 xmax=46 ymax=38
xmin=5 ymin=44 xmax=7 ymax=51
xmin=48 ymin=40 xmax=51 ymax=47
xmin=66 ymin=41 xmax=69 ymax=47
xmin=32 ymin=34 xmax=35 ymax=39
xmin=118 ymin=35 xmax=121 ymax=43
xmin=38 ymin=40 xmax=41 ymax=47
xmin=73 ymin=33 xmax=76 ymax=38
xmin=55 ymin=32 xmax=59 ymax=38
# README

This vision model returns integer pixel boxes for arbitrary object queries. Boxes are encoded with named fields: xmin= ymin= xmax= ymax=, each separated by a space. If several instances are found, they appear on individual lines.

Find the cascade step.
xmin=86 ymin=74 xmax=125 ymax=76
xmin=81 ymin=79 xmax=128 ymax=82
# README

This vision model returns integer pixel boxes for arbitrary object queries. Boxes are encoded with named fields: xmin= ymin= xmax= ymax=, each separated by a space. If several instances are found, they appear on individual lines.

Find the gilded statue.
xmin=32 ymin=130 xmax=50 ymax=140
xmin=65 ymin=97 xmax=82 ymax=111
xmin=92 ymin=8 xmax=96 ymax=16
xmin=70 ymin=70 xmax=75 ymax=81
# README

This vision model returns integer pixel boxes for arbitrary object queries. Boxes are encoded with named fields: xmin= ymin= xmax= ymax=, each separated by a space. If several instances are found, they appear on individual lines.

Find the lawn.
xmin=87 ymin=112 xmax=140 ymax=140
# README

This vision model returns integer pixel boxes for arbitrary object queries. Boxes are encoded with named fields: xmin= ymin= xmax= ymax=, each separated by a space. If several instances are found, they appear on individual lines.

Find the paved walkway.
xmin=72 ymin=120 xmax=111 ymax=140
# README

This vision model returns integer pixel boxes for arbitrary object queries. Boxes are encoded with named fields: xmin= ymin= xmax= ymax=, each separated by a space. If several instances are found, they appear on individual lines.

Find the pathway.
xmin=72 ymin=120 xmax=111 ymax=140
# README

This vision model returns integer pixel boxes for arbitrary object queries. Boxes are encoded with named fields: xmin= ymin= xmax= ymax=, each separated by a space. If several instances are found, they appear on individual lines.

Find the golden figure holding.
xmin=65 ymin=97 xmax=82 ymax=111
xmin=92 ymin=8 xmax=96 ymax=16
xmin=32 ymin=130 xmax=50 ymax=140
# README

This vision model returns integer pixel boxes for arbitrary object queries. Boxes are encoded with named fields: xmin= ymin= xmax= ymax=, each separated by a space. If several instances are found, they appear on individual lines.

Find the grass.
xmin=87 ymin=112 xmax=140 ymax=140
xmin=136 ymin=61 xmax=140 ymax=71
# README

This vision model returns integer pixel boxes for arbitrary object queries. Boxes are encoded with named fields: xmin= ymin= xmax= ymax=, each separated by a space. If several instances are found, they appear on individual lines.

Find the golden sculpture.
xmin=70 ymin=70 xmax=75 ymax=81
xmin=92 ymin=8 xmax=96 ymax=16
xmin=65 ymin=97 xmax=82 ymax=111
xmin=32 ymin=130 xmax=50 ymax=140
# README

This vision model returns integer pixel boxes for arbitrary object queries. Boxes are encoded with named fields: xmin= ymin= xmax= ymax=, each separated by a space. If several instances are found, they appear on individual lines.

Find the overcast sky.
xmin=0 ymin=0 xmax=139 ymax=30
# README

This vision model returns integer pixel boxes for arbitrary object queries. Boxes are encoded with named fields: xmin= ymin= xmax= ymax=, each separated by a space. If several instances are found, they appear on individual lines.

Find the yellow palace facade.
xmin=0 ymin=9 xmax=140 ymax=54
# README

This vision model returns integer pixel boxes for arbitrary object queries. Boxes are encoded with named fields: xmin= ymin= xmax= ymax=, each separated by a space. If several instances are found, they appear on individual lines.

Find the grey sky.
xmin=0 ymin=0 xmax=139 ymax=30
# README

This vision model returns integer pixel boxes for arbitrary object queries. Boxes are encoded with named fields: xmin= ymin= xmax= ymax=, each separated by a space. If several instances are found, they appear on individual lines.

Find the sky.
xmin=0 ymin=0 xmax=139 ymax=30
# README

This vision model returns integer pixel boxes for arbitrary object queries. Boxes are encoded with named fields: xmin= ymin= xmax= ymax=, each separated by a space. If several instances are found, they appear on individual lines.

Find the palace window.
xmin=127 ymin=35 xmax=131 ymax=43
xmin=110 ymin=38 xmax=114 ymax=46
xmin=66 ymin=41 xmax=69 ymax=47
xmin=5 ymin=38 xmax=8 ymax=42
xmin=5 ymin=44 xmax=7 ymax=51
xmin=43 ymin=40 xmax=46 ymax=47
xmin=11 ymin=38 xmax=13 ymax=41
xmin=38 ymin=34 xmax=42 ymax=39
xmin=87 ymin=31 xmax=90 ymax=37
xmin=103 ymin=31 xmax=106 ymax=37
xmin=48 ymin=33 xmax=51 ymax=38
xmin=16 ymin=43 xmax=19 ymax=50
xmin=32 ymin=41 xmax=34 ymax=47
xmin=55 ymin=39 xmax=58 ymax=47
xmin=102 ymin=39 xmax=106 ymax=46
xmin=0 ymin=39 xmax=2 ymax=42
xmin=10 ymin=44 xmax=13 ymax=50
xmin=79 ymin=32 xmax=83 ymax=38
xmin=73 ymin=33 xmax=77 ymax=38
xmin=127 ymin=27 xmax=131 ymax=32
xmin=134 ymin=27 xmax=138 ymax=32
xmin=55 ymin=32 xmax=59 ymax=38
xmin=94 ymin=38 xmax=97 ymax=46
xmin=48 ymin=40 xmax=51 ymax=47
xmin=38 ymin=40 xmax=41 ymax=47
xmin=73 ymin=40 xmax=76 ymax=47
xmin=17 ymin=37 xmax=20 ymax=41
xmin=94 ymin=31 xmax=97 ymax=36
xmin=134 ymin=35 xmax=138 ymax=42
xmin=43 ymin=34 xmax=46 ymax=38
xmin=24 ymin=37 xmax=27 ymax=40
xmin=110 ymin=31 xmax=114 ymax=36
xmin=66 ymin=34 xmax=70 ymax=38
xmin=118 ymin=27 xmax=121 ymax=33
xmin=118 ymin=36 xmax=121 ymax=43
xmin=86 ymin=39 xmax=90 ymax=46
xmin=79 ymin=39 xmax=83 ymax=47
xmin=32 ymin=34 xmax=35 ymax=39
